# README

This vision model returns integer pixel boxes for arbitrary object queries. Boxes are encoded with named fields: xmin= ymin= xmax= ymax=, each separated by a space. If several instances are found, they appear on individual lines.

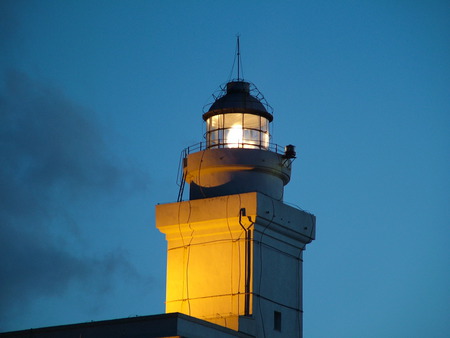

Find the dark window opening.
xmin=274 ymin=311 xmax=282 ymax=331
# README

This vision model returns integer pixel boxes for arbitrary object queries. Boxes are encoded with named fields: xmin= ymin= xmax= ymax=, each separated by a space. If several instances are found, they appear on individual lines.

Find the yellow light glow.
xmin=226 ymin=124 xmax=243 ymax=147
xmin=156 ymin=194 xmax=258 ymax=330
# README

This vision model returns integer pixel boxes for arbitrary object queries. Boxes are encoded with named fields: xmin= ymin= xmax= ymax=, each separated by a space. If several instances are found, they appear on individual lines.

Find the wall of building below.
xmin=165 ymin=237 xmax=247 ymax=331
xmin=156 ymin=192 xmax=315 ymax=336
xmin=250 ymin=229 xmax=304 ymax=338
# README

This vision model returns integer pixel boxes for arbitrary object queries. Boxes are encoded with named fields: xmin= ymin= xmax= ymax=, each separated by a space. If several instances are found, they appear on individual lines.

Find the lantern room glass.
xmin=205 ymin=113 xmax=270 ymax=149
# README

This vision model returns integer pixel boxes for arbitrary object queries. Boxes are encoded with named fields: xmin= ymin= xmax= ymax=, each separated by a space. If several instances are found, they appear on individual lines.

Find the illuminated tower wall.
xmin=156 ymin=80 xmax=315 ymax=337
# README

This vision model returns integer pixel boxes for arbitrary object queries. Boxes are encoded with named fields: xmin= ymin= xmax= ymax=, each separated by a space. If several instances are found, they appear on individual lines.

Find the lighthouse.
xmin=156 ymin=54 xmax=315 ymax=337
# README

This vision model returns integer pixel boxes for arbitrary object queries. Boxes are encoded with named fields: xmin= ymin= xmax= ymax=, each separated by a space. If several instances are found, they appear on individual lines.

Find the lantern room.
xmin=180 ymin=79 xmax=294 ymax=201
xmin=203 ymin=81 xmax=273 ymax=150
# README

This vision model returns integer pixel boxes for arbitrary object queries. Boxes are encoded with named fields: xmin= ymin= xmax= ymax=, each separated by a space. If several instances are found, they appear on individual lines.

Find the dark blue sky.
xmin=1 ymin=1 xmax=449 ymax=337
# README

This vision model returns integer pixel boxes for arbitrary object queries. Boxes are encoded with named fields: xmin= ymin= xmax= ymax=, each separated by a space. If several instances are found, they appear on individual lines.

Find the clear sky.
xmin=1 ymin=1 xmax=449 ymax=337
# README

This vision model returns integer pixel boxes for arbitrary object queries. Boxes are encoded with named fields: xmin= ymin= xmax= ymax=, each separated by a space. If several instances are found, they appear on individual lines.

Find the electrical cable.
xmin=197 ymin=149 xmax=208 ymax=198
xmin=172 ymin=196 xmax=250 ymax=321
xmin=176 ymin=200 xmax=194 ymax=315
xmin=226 ymin=195 xmax=236 ymax=314
xmin=255 ymin=239 xmax=303 ymax=260
xmin=238 ymin=194 xmax=254 ymax=317
xmin=167 ymin=238 xmax=244 ymax=252
xmin=296 ymin=246 xmax=303 ymax=337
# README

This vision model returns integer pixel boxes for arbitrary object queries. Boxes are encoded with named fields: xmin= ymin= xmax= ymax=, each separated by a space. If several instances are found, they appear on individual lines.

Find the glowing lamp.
xmin=203 ymin=81 xmax=273 ymax=149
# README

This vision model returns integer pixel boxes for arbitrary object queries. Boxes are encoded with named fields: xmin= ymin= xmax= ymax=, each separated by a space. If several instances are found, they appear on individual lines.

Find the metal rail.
xmin=176 ymin=141 xmax=290 ymax=201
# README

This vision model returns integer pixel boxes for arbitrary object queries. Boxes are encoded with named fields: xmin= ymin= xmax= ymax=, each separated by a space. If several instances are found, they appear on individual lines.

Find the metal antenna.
xmin=236 ymin=35 xmax=241 ymax=81
xmin=227 ymin=35 xmax=244 ymax=82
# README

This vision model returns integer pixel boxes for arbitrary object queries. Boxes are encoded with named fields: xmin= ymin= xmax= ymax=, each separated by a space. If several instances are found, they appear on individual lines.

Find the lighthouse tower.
xmin=156 ymin=54 xmax=315 ymax=337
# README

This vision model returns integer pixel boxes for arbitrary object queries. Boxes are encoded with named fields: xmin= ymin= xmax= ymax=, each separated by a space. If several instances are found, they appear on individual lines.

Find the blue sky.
xmin=1 ymin=1 xmax=449 ymax=337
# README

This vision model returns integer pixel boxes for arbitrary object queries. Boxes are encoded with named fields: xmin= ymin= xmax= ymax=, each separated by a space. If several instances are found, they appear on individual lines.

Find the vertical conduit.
xmin=239 ymin=207 xmax=253 ymax=316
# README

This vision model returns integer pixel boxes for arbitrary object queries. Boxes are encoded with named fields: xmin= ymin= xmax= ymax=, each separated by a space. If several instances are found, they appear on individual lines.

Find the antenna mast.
xmin=237 ymin=35 xmax=241 ymax=81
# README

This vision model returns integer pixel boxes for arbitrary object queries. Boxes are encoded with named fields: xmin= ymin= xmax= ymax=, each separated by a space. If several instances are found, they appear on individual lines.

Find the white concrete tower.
xmin=156 ymin=71 xmax=315 ymax=337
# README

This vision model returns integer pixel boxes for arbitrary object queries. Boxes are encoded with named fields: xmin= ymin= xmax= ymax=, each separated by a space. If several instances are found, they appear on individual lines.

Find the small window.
xmin=274 ymin=311 xmax=281 ymax=331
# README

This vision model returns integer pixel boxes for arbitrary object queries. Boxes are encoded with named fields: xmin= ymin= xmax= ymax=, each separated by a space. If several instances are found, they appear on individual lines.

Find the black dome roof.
xmin=203 ymin=81 xmax=273 ymax=121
